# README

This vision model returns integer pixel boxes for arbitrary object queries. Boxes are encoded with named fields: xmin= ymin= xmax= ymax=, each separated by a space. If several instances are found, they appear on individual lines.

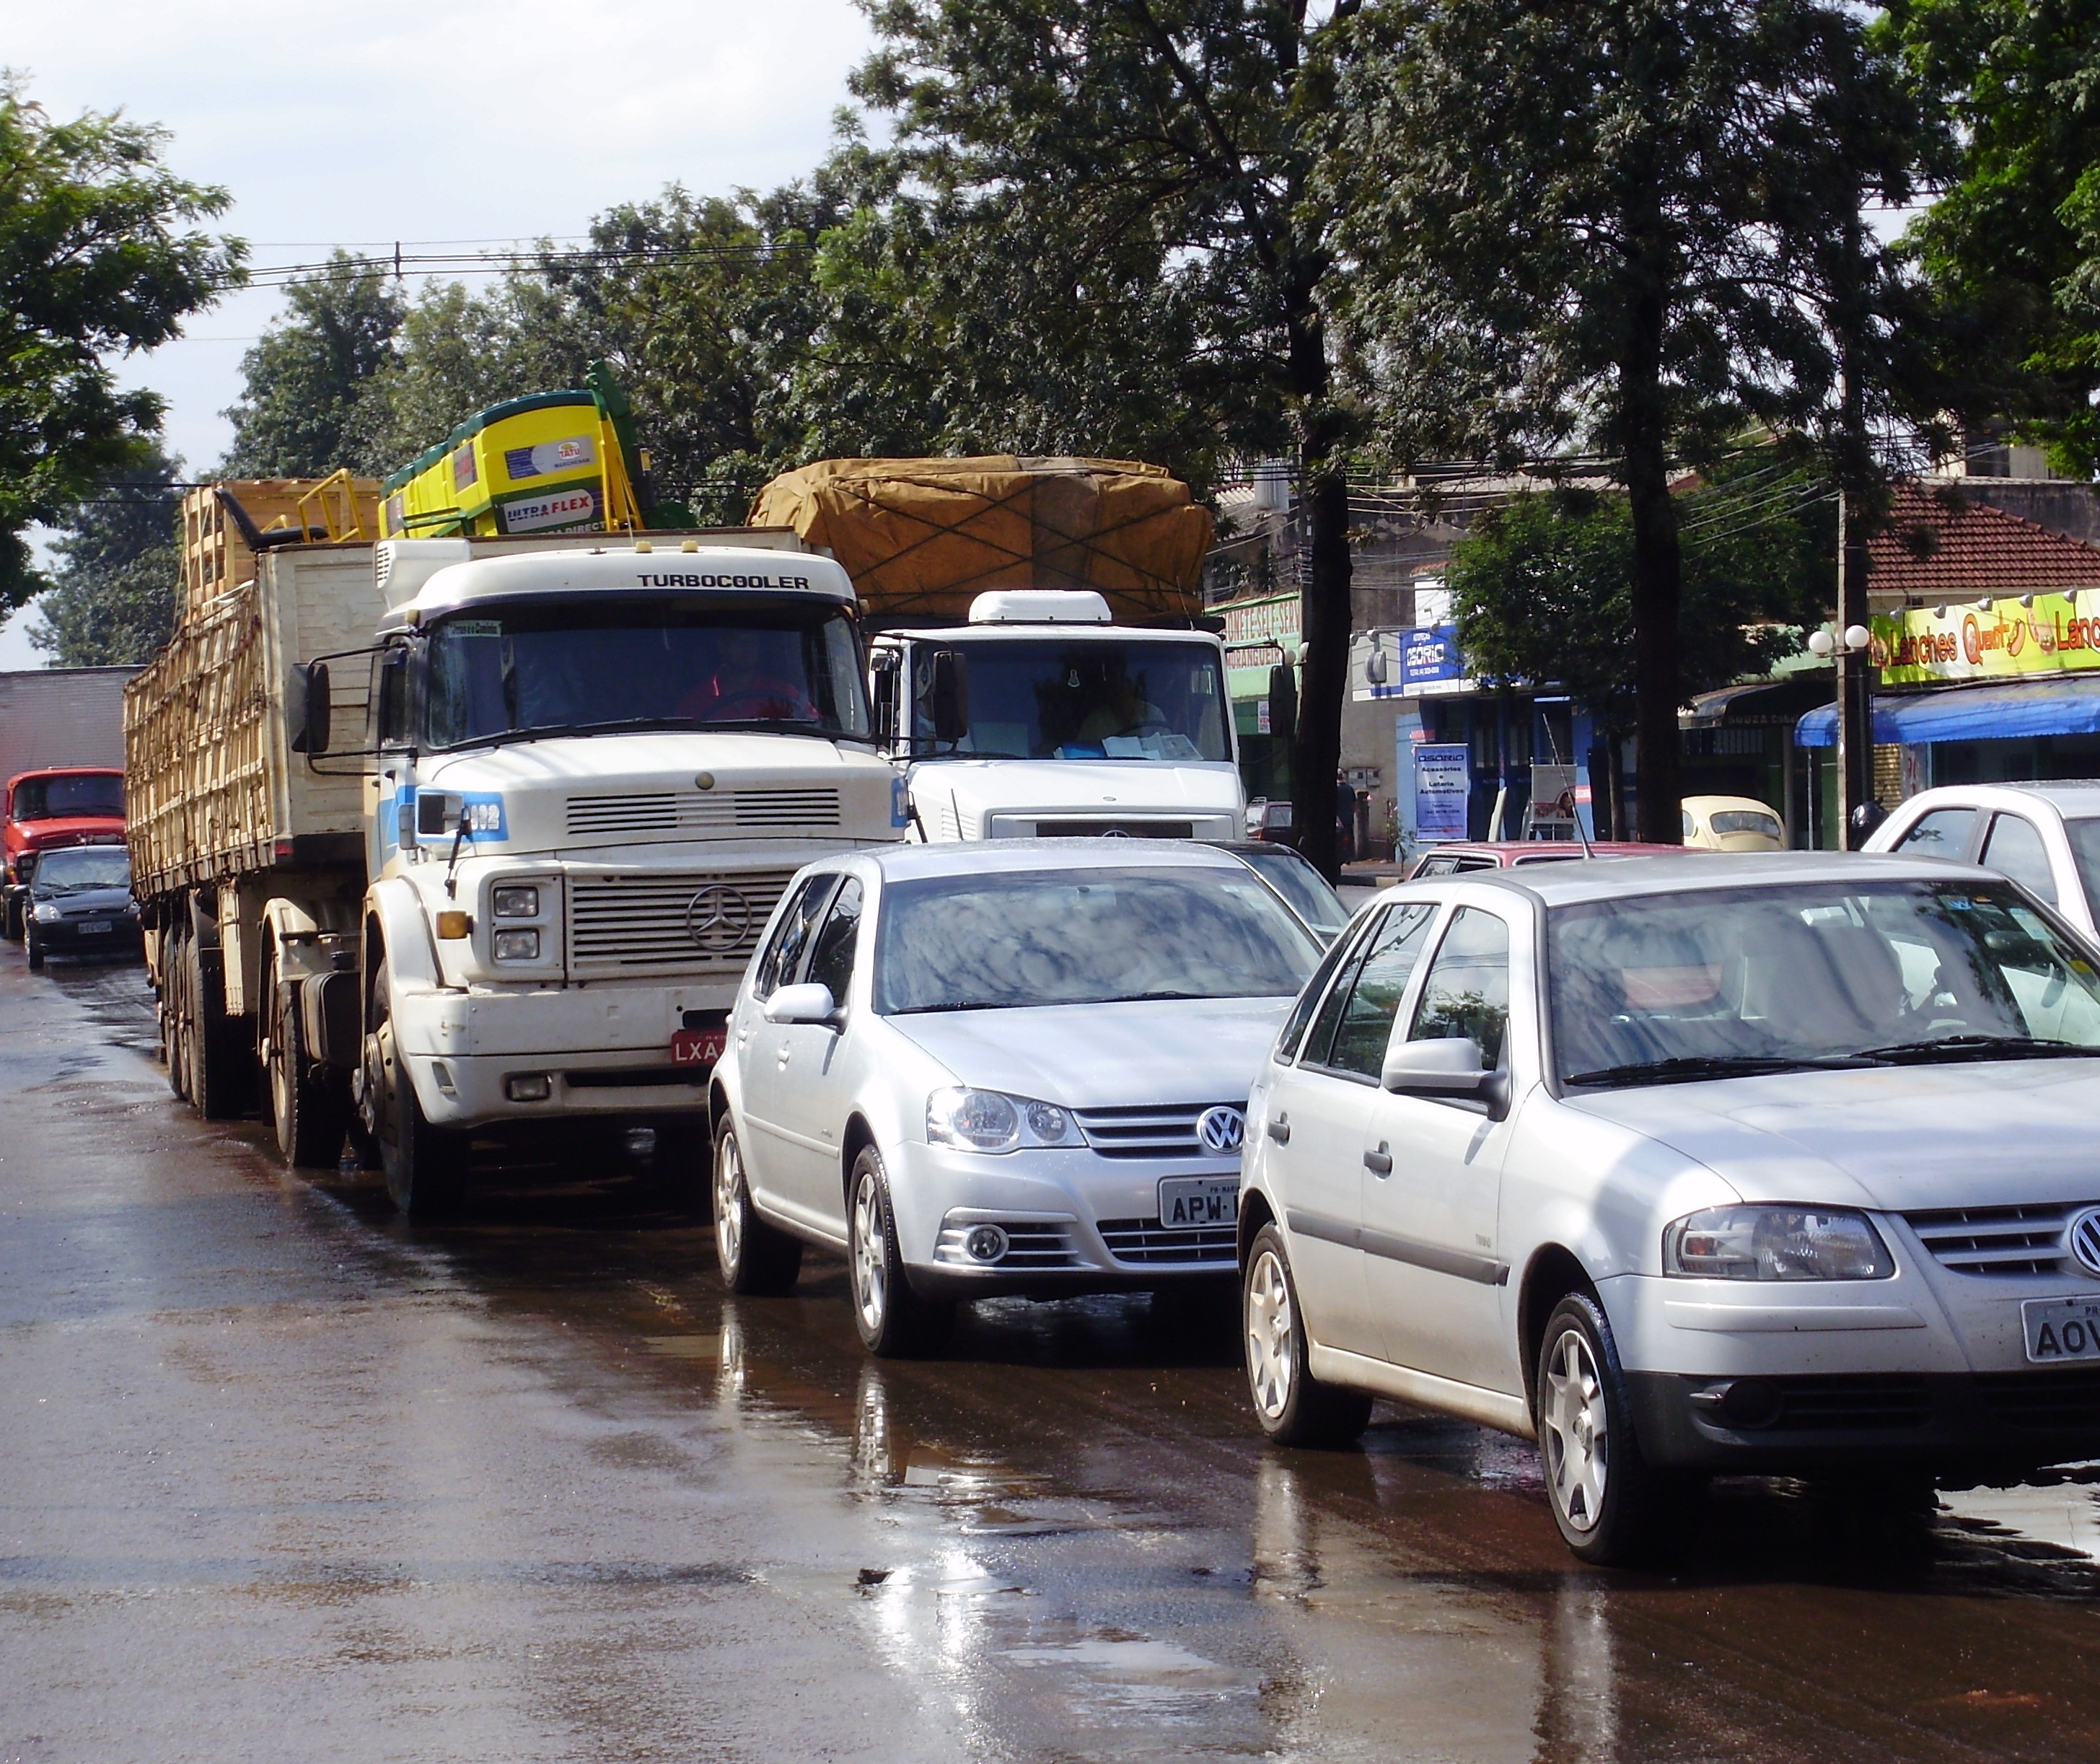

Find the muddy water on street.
xmin=4 ymin=950 xmax=2099 ymax=1762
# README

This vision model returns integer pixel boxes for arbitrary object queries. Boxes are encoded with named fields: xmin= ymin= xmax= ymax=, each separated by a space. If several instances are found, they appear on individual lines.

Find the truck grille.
xmin=1072 ymin=1102 xmax=1240 ymax=1160
xmin=1097 ymin=1218 xmax=1237 ymax=1265
xmin=566 ymin=789 xmax=841 ymax=838
xmin=1034 ymin=819 xmax=1193 ymax=838
xmin=567 ymin=869 xmax=794 ymax=973
xmin=1902 ymin=1203 xmax=2083 ymax=1276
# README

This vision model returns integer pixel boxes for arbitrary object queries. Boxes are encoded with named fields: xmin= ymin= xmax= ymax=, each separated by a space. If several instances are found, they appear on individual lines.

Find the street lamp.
xmin=1806 ymin=623 xmax=1876 ymax=846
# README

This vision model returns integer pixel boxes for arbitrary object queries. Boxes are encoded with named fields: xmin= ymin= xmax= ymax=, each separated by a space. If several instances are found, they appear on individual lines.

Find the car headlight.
xmin=926 ymin=1087 xmax=1083 ymax=1154
xmin=31 ymin=902 xmax=59 ymax=923
xmin=492 ymin=885 xmax=539 ymax=918
xmin=491 ymin=928 xmax=540 ymax=962
xmin=1664 ymin=1206 xmax=1894 ymax=1281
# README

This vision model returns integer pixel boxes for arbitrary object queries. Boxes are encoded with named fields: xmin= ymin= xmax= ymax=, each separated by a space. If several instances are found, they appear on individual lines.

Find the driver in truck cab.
xmin=676 ymin=626 xmax=818 ymax=724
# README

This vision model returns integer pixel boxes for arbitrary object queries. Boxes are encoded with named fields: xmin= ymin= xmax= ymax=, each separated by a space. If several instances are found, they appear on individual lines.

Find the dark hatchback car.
xmin=24 ymin=844 xmax=141 ymax=969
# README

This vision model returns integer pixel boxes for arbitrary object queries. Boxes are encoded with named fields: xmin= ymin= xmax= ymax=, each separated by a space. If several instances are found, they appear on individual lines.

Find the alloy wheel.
xmin=851 ymin=1171 xmax=887 ymax=1336
xmin=714 ymin=1133 xmax=745 ymax=1274
xmin=1244 ymin=1247 xmax=1296 ymax=1421
xmin=1542 ymin=1326 xmax=1609 ymax=1533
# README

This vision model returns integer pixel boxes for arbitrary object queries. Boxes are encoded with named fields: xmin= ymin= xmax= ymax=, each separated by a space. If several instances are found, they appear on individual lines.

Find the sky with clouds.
xmin=1 ymin=0 xmax=874 ymax=664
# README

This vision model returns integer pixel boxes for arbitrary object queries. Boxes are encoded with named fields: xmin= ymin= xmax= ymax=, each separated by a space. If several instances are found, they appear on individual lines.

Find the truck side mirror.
xmin=302 ymin=663 xmax=332 ymax=757
xmin=1268 ymin=662 xmax=1298 ymax=748
xmin=869 ymin=652 xmax=900 ymax=743
xmin=928 ymin=649 xmax=968 ymax=745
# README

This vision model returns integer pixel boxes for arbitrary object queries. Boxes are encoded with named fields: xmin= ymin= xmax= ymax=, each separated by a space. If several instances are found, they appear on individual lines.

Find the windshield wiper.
xmin=887 ymin=999 xmax=1020 ymax=1015
xmin=473 ymin=715 xmax=695 ymax=750
xmin=1564 ymin=1054 xmax=1869 ymax=1088
xmin=1854 ymin=1035 xmax=2096 ymax=1065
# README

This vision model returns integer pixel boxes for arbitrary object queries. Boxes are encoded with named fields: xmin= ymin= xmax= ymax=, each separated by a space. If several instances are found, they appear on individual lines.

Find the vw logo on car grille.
xmin=2068 ymin=1206 xmax=2100 ymax=1278
xmin=683 ymin=884 xmax=753 ymax=954
xmin=1197 ymin=1105 xmax=1247 ymax=1155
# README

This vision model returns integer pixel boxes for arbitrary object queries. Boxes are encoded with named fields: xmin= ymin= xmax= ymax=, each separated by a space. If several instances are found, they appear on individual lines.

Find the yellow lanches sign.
xmin=1873 ymin=590 xmax=2100 ymax=686
xmin=381 ymin=392 xmax=635 ymax=539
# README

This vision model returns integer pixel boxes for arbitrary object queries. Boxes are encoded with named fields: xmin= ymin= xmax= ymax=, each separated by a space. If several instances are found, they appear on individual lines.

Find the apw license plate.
xmin=1158 ymin=1175 xmax=1239 ymax=1229
xmin=2022 ymin=1295 xmax=2100 ymax=1363
xmin=669 ymin=1027 xmax=726 ymax=1069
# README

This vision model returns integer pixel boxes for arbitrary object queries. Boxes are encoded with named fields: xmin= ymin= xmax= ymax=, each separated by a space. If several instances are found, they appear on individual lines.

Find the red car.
xmin=1404 ymin=838 xmax=1688 ymax=879
xmin=4 ymin=768 xmax=127 ymax=942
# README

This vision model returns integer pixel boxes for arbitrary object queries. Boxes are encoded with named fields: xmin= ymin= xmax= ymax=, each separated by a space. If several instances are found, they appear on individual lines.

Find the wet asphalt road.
xmin=6 ymin=951 xmax=2100 ymax=1762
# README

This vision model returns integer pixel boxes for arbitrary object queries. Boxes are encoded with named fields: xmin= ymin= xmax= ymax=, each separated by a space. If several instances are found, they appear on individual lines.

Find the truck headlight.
xmin=926 ymin=1087 xmax=1081 ymax=1153
xmin=492 ymin=929 xmax=540 ymax=962
xmin=1664 ymin=1206 xmax=1894 ymax=1281
xmin=493 ymin=885 xmax=539 ymax=918
xmin=31 ymin=902 xmax=59 ymax=923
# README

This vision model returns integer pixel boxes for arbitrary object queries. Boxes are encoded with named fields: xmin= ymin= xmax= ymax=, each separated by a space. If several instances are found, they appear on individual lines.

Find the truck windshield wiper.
xmin=473 ymin=716 xmax=695 ymax=750
xmin=1853 ymin=1035 xmax=2096 ymax=1064
xmin=1563 ymin=1053 xmax=1869 ymax=1088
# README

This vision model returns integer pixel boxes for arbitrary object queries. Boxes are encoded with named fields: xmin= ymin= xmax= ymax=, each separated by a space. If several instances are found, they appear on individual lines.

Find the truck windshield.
xmin=916 ymin=639 xmax=1229 ymax=762
xmin=10 ymin=775 xmax=124 ymax=820
xmin=424 ymin=594 xmax=871 ymax=749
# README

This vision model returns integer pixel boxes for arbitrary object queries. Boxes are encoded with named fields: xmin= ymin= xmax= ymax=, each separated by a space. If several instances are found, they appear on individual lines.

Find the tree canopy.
xmin=30 ymin=443 xmax=182 ymax=666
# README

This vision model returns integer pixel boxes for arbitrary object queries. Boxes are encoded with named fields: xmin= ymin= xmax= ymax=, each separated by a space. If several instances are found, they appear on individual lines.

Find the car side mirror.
xmin=764 ymin=981 xmax=840 ymax=1027
xmin=928 ymin=649 xmax=967 ymax=744
xmin=303 ymin=662 xmax=332 ymax=756
xmin=1383 ymin=1037 xmax=1491 ymax=1096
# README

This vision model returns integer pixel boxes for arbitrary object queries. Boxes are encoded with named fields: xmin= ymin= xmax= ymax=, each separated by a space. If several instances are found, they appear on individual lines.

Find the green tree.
xmin=29 ymin=444 xmax=182 ymax=665
xmin=850 ymin=1 xmax=1367 ymax=876
xmin=1887 ymin=0 xmax=2100 ymax=473
xmin=1328 ymin=0 xmax=1936 ymax=842
xmin=0 ymin=76 xmax=239 ymax=610
xmin=219 ymin=252 xmax=403 ymax=475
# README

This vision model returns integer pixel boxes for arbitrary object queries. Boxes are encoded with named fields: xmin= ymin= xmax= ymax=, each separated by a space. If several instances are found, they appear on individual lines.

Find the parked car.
xmin=1405 ymin=840 xmax=1684 ymax=878
xmin=2 ymin=767 xmax=126 ymax=941
xmin=1209 ymin=840 xmax=1353 ymax=942
xmin=1866 ymin=782 xmax=2100 ymax=940
xmin=22 ymin=843 xmax=141 ymax=969
xmin=711 ymin=839 xmax=1324 ymax=1353
xmin=1236 ymin=851 xmax=2100 ymax=1564
xmin=1680 ymin=794 xmax=1785 ymax=851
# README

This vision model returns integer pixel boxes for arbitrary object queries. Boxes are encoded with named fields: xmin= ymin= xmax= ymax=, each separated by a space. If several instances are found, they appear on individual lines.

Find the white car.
xmin=1236 ymin=852 xmax=2100 ymax=1563
xmin=1866 ymin=781 xmax=2100 ymax=938
xmin=708 ymin=840 xmax=1324 ymax=1353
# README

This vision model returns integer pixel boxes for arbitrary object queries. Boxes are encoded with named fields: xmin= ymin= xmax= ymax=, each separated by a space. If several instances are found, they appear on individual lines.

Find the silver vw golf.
xmin=708 ymin=840 xmax=1323 ymax=1353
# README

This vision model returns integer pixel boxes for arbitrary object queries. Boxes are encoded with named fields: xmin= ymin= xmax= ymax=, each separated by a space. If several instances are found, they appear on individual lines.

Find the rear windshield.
xmin=12 ymin=775 xmax=123 ymax=821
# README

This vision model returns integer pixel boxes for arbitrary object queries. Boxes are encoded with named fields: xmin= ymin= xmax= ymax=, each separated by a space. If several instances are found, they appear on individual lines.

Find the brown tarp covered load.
xmin=748 ymin=456 xmax=1212 ymax=623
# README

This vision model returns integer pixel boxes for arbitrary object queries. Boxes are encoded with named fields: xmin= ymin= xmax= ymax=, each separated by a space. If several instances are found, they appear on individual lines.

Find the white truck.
xmin=867 ymin=591 xmax=1244 ymax=841
xmin=126 ymin=531 xmax=904 ymax=1211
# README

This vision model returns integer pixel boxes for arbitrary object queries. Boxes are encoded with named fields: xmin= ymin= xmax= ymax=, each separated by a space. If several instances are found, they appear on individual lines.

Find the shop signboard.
xmin=1873 ymin=592 xmax=2100 ymax=686
xmin=1413 ymin=742 xmax=1472 ymax=843
xmin=1402 ymin=625 xmax=1470 ymax=695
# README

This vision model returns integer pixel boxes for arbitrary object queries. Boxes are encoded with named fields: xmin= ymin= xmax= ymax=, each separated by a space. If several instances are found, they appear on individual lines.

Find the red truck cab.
xmin=3 ymin=768 xmax=128 ymax=941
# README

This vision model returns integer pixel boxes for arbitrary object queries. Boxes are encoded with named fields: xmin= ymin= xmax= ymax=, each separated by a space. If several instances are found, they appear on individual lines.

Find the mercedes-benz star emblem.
xmin=2068 ymin=1206 xmax=2100 ymax=1279
xmin=1197 ymin=1105 xmax=1247 ymax=1155
xmin=684 ymin=884 xmax=753 ymax=954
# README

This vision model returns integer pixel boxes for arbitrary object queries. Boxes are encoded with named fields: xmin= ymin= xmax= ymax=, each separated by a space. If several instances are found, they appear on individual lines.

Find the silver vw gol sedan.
xmin=1238 ymin=852 xmax=2100 ymax=1563
xmin=710 ymin=840 xmax=1324 ymax=1353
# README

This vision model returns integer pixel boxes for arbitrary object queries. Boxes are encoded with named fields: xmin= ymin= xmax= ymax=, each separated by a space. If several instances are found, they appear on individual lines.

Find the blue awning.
xmin=1796 ymin=677 xmax=2100 ymax=747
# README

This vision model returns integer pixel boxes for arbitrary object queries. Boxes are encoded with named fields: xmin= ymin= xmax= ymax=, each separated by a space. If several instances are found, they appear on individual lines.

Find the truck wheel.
xmin=185 ymin=931 xmax=252 ymax=1120
xmin=711 ymin=1118 xmax=801 ymax=1294
xmin=24 ymin=924 xmax=43 ymax=970
xmin=162 ymin=924 xmax=190 ymax=1101
xmin=266 ymin=968 xmax=344 ymax=1170
xmin=369 ymin=978 xmax=468 ymax=1215
xmin=4 ymin=895 xmax=21 ymax=942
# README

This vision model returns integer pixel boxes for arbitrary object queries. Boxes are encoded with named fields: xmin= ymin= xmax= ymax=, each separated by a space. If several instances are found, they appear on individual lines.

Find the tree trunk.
xmin=1620 ymin=298 xmax=1683 ymax=845
xmin=1293 ymin=458 xmax=1351 ymax=879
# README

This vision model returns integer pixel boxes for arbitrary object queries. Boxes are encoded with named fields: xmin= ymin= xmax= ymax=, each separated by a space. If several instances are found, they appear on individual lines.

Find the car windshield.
xmin=32 ymin=847 xmax=131 ymax=892
xmin=875 ymin=864 xmax=1320 ymax=1014
xmin=1710 ymin=809 xmax=1780 ymax=837
xmin=12 ymin=775 xmax=123 ymax=820
xmin=1551 ymin=879 xmax=2100 ymax=1086
xmin=423 ymin=594 xmax=871 ymax=748
xmin=915 ymin=639 xmax=1230 ymax=762
xmin=1230 ymin=846 xmax=1351 ymax=934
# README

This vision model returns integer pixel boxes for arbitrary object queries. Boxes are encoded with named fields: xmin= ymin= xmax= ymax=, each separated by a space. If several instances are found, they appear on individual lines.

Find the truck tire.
xmin=185 ymin=930 xmax=252 ymax=1120
xmin=162 ymin=922 xmax=190 ymax=1101
xmin=24 ymin=923 xmax=43 ymax=970
xmin=266 ymin=968 xmax=344 ymax=1170
xmin=368 ymin=975 xmax=469 ymax=1215
xmin=4 ymin=895 xmax=21 ymax=942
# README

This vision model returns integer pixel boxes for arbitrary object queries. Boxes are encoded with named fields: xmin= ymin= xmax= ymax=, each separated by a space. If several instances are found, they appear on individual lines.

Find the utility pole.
xmin=1832 ymin=202 xmax=1879 ymax=851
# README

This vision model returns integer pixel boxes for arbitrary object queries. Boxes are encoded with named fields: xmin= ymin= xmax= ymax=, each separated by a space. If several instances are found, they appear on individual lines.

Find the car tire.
xmin=847 ymin=1146 xmax=952 ymax=1357
xmin=369 ymin=976 xmax=469 ymax=1215
xmin=1241 ymin=1222 xmax=1372 ymax=1447
xmin=1534 ymin=1291 xmax=1695 ymax=1565
xmin=267 ymin=968 xmax=345 ymax=1170
xmin=712 ymin=1118 xmax=802 ymax=1294
xmin=24 ymin=924 xmax=43 ymax=970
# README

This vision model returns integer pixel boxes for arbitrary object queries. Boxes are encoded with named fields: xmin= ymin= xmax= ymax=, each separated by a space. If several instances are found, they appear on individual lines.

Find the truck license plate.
xmin=670 ymin=1027 xmax=726 ymax=1069
xmin=2022 ymin=1295 xmax=2100 ymax=1363
xmin=76 ymin=920 xmax=112 ymax=934
xmin=1158 ymin=1175 xmax=1239 ymax=1229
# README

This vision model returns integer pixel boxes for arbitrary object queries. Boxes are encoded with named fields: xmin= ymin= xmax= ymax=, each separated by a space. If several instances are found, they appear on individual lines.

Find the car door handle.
xmin=1267 ymin=1113 xmax=1291 ymax=1145
xmin=1363 ymin=1143 xmax=1392 ymax=1176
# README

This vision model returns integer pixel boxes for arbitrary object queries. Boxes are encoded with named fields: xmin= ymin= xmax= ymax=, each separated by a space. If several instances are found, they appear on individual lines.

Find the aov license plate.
xmin=669 ymin=1028 xmax=726 ymax=1068
xmin=2022 ymin=1295 xmax=2100 ymax=1363
xmin=1159 ymin=1175 xmax=1238 ymax=1229
xmin=76 ymin=921 xmax=112 ymax=934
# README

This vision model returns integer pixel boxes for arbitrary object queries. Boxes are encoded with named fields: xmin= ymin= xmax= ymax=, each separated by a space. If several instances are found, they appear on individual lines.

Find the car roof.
xmin=1682 ymin=794 xmax=1779 ymax=814
xmin=6 ymin=766 xmax=123 ymax=788
xmin=1386 ymin=849 xmax=2004 ymax=908
xmin=1415 ymin=841 xmax=1680 ymax=864
xmin=838 ymin=837 xmax=1257 ymax=882
xmin=1899 ymin=781 xmax=2100 ymax=819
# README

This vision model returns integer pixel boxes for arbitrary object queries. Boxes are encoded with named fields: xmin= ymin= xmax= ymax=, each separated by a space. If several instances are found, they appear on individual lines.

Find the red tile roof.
xmin=1871 ymin=483 xmax=2100 ymax=601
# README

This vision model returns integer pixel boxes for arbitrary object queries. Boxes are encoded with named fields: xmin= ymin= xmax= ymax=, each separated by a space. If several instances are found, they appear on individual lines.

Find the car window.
xmin=1894 ymin=806 xmax=1976 ymax=861
xmin=2065 ymin=818 xmax=2100 ymax=913
xmin=30 ymin=847 xmax=131 ymax=891
xmin=1319 ymin=904 xmax=1441 ymax=1079
xmin=1415 ymin=855 xmax=1459 ymax=877
xmin=1275 ymin=910 xmax=1376 ymax=1063
xmin=804 ymin=877 xmax=863 ymax=1004
xmin=1408 ymin=907 xmax=1511 ymax=1069
xmin=1710 ymin=810 xmax=1780 ymax=838
xmin=752 ymin=874 xmax=835 ymax=999
xmin=1234 ymin=846 xmax=1350 ymax=935
xmin=1682 ymin=809 xmax=1696 ymax=838
xmin=1980 ymin=812 xmax=2057 ymax=904
xmin=1454 ymin=856 xmax=1498 ymax=872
